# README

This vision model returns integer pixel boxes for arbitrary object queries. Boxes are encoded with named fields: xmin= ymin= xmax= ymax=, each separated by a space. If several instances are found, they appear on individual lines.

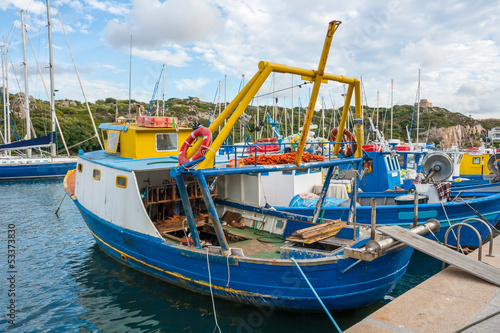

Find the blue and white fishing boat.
xmin=64 ymin=21 xmax=434 ymax=312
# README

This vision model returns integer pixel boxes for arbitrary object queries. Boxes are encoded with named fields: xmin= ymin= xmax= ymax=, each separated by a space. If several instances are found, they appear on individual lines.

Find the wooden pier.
xmin=346 ymin=234 xmax=500 ymax=332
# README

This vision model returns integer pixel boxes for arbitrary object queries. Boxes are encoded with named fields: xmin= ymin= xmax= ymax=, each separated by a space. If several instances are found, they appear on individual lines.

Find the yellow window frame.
xmin=116 ymin=175 xmax=127 ymax=188
xmin=77 ymin=163 xmax=83 ymax=172
xmin=93 ymin=169 xmax=101 ymax=180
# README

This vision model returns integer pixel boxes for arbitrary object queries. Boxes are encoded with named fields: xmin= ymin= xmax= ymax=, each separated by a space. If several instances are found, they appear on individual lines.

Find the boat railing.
xmin=218 ymin=140 xmax=355 ymax=164
xmin=443 ymin=218 xmax=494 ymax=265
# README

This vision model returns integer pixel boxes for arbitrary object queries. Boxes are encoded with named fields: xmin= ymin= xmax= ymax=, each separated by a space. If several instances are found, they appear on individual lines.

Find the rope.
xmin=425 ymin=224 xmax=442 ymax=243
xmin=206 ymin=249 xmax=222 ymax=333
xmin=225 ymin=254 xmax=231 ymax=287
xmin=291 ymin=258 xmax=342 ymax=333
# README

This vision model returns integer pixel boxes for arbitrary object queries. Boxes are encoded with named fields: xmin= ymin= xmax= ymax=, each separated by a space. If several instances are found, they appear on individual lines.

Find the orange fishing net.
xmin=229 ymin=152 xmax=325 ymax=166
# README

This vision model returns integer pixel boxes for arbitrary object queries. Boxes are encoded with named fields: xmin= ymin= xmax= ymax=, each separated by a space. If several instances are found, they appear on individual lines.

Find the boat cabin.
xmin=99 ymin=120 xmax=191 ymax=159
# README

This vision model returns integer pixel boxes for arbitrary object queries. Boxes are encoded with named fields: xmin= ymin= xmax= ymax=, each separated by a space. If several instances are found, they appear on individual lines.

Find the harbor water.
xmin=1 ymin=179 xmax=442 ymax=332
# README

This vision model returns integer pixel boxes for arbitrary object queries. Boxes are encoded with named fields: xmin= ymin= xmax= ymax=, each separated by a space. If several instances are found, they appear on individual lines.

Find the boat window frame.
xmin=105 ymin=130 xmax=120 ymax=153
xmin=93 ymin=168 xmax=101 ymax=180
xmin=77 ymin=163 xmax=83 ymax=172
xmin=473 ymin=157 xmax=481 ymax=164
xmin=155 ymin=132 xmax=178 ymax=152
xmin=116 ymin=175 xmax=127 ymax=188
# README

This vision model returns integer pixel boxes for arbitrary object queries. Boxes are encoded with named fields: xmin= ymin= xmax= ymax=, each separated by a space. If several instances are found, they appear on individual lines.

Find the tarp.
xmin=0 ymin=132 xmax=54 ymax=150
xmin=289 ymin=194 xmax=347 ymax=208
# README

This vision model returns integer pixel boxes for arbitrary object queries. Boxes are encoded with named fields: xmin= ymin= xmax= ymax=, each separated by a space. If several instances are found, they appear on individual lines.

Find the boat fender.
xmin=330 ymin=128 xmax=357 ymax=157
xmin=178 ymin=127 xmax=212 ymax=165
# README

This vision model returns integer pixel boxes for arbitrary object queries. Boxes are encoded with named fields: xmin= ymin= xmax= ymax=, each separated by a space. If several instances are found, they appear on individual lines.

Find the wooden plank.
xmin=287 ymin=226 xmax=345 ymax=244
xmin=378 ymin=225 xmax=500 ymax=287
xmin=291 ymin=219 xmax=345 ymax=239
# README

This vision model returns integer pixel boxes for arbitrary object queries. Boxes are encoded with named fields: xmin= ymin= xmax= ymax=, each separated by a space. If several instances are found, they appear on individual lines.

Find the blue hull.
xmin=0 ymin=162 xmax=76 ymax=180
xmin=75 ymin=199 xmax=414 ymax=311
xmin=277 ymin=192 xmax=500 ymax=247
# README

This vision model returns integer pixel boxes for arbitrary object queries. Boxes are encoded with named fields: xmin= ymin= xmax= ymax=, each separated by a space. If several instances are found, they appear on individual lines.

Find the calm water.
xmin=0 ymin=179 xmax=442 ymax=332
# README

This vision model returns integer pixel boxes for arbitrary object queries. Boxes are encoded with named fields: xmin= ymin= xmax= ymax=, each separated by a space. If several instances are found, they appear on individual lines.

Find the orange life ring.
xmin=178 ymin=127 xmax=212 ymax=165
xmin=330 ymin=128 xmax=357 ymax=157
xmin=256 ymin=137 xmax=278 ymax=143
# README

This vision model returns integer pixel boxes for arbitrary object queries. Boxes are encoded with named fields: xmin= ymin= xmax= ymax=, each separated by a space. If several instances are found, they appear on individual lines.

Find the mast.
xmin=3 ymin=36 xmax=10 ymax=148
xmin=162 ymin=63 xmax=166 ymax=116
xmin=416 ymin=69 xmax=421 ymax=147
xmin=1 ymin=44 xmax=6 ymax=145
xmin=21 ymin=10 xmax=31 ymax=158
xmin=291 ymin=75 xmax=294 ymax=134
xmin=46 ymin=0 xmax=56 ymax=157
xmin=128 ymin=35 xmax=132 ymax=118
xmin=390 ymin=79 xmax=393 ymax=139
xmin=376 ymin=90 xmax=379 ymax=129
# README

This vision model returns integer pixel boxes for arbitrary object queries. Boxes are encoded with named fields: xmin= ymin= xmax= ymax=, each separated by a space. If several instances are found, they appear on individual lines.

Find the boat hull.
xmin=0 ymin=161 xmax=76 ymax=180
xmin=74 ymin=198 xmax=413 ymax=311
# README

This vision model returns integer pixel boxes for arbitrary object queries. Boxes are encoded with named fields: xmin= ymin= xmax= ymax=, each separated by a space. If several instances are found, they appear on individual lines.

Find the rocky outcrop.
xmin=425 ymin=124 xmax=487 ymax=149
xmin=55 ymin=99 xmax=77 ymax=107
xmin=10 ymin=92 xmax=36 ymax=119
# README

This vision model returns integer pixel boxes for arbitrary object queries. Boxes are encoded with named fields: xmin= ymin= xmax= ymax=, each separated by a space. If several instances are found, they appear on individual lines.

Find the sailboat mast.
xmin=162 ymin=63 xmax=166 ymax=116
xmin=291 ymin=75 xmax=294 ymax=134
xmin=416 ymin=69 xmax=421 ymax=147
xmin=46 ymin=0 xmax=56 ymax=157
xmin=21 ymin=10 xmax=32 ymax=158
xmin=1 ymin=44 xmax=6 ymax=145
xmin=390 ymin=79 xmax=393 ymax=139
xmin=3 ymin=36 xmax=10 ymax=148
xmin=128 ymin=35 xmax=132 ymax=118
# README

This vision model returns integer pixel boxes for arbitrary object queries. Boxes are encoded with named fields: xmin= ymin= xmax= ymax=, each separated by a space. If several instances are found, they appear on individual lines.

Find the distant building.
xmin=488 ymin=127 xmax=500 ymax=143
xmin=414 ymin=99 xmax=433 ymax=108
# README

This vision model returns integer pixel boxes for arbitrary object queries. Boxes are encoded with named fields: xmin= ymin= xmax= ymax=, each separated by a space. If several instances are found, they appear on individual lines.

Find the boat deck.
xmin=223 ymin=225 xmax=285 ymax=259
xmin=346 ymin=235 xmax=500 ymax=332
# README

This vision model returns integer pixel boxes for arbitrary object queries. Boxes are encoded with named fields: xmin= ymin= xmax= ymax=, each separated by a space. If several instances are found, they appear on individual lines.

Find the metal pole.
xmin=390 ymin=79 xmax=393 ymax=139
xmin=128 ymin=35 xmax=132 ymax=118
xmin=4 ymin=36 xmax=11 ymax=148
xmin=1 ymin=44 xmax=5 ymax=145
xmin=195 ymin=171 xmax=230 ymax=255
xmin=413 ymin=191 xmax=419 ymax=227
xmin=46 ymin=0 xmax=56 ymax=157
xmin=21 ymin=10 xmax=31 ymax=158
xmin=371 ymin=198 xmax=376 ymax=240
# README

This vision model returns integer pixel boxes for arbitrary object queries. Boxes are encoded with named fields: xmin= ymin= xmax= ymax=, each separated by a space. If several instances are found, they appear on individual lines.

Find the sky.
xmin=0 ymin=0 xmax=499 ymax=120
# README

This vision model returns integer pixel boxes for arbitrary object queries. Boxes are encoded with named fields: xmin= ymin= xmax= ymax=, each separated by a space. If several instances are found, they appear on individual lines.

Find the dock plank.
xmin=378 ymin=225 xmax=500 ymax=287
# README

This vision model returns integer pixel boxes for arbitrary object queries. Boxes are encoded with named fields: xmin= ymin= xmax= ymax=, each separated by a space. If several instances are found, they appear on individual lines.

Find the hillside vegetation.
xmin=1 ymin=94 xmax=499 ymax=155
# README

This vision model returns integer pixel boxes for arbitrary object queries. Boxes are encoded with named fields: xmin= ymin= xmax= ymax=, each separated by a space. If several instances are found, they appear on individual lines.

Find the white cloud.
xmin=174 ymin=78 xmax=210 ymax=92
xmin=4 ymin=0 xmax=500 ymax=119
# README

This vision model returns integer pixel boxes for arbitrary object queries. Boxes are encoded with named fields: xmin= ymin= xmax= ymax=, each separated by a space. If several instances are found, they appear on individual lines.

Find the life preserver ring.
xmin=256 ymin=137 xmax=278 ymax=143
xmin=178 ymin=127 xmax=212 ymax=165
xmin=330 ymin=128 xmax=357 ymax=157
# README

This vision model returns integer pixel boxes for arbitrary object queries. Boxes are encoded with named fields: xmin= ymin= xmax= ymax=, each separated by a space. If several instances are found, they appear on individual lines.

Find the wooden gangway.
xmin=378 ymin=225 xmax=500 ymax=287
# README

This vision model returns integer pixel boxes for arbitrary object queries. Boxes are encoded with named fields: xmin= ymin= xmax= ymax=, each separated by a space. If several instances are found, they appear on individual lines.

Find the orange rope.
xmin=232 ymin=152 xmax=325 ymax=166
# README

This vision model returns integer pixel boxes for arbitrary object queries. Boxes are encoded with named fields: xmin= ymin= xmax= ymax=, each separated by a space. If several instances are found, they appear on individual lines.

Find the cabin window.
xmin=77 ymin=163 xmax=83 ymax=172
xmin=363 ymin=160 xmax=373 ymax=173
xmin=156 ymin=133 xmax=178 ymax=152
xmin=102 ymin=129 xmax=108 ymax=141
xmin=473 ymin=157 xmax=481 ymax=164
xmin=93 ymin=169 xmax=101 ymax=180
xmin=116 ymin=176 xmax=127 ymax=188
xmin=310 ymin=167 xmax=321 ymax=173
xmin=105 ymin=130 xmax=120 ymax=153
